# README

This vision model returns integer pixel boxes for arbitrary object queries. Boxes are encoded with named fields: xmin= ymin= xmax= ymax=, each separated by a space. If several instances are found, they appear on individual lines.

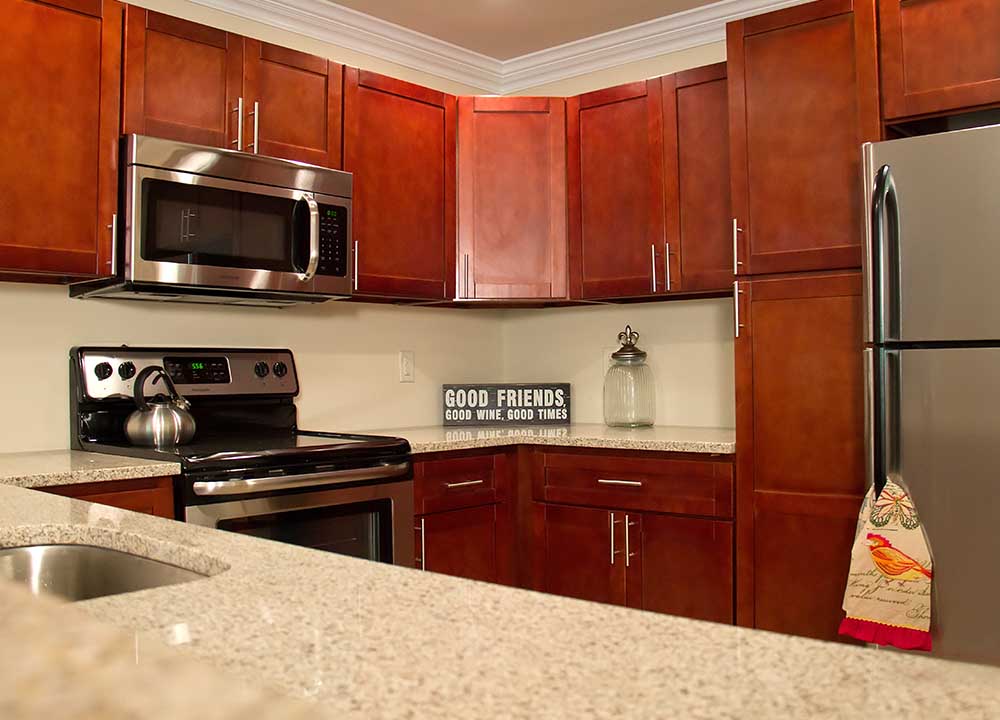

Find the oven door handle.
xmin=191 ymin=461 xmax=410 ymax=496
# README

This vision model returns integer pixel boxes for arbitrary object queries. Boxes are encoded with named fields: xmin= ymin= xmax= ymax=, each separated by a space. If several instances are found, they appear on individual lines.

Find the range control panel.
xmin=75 ymin=348 xmax=298 ymax=401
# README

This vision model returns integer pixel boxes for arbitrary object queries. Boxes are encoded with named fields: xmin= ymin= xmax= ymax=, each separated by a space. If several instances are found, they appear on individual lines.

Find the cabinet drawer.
xmin=414 ymin=455 xmax=498 ymax=514
xmin=535 ymin=453 xmax=733 ymax=518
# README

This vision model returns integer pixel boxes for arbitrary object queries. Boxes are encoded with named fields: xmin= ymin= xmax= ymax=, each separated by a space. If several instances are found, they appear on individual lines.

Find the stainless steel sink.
xmin=0 ymin=544 xmax=208 ymax=602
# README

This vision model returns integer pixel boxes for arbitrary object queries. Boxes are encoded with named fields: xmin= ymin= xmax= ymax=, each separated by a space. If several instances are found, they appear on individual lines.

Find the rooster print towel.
xmin=839 ymin=475 xmax=933 ymax=650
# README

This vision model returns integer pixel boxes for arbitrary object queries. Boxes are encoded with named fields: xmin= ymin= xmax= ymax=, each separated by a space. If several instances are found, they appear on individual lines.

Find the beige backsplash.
xmin=0 ymin=283 xmax=733 ymax=453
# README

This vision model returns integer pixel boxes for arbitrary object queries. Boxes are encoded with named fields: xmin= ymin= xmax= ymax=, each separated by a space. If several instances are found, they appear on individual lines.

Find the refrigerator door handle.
xmin=871 ymin=164 xmax=901 ymax=343
xmin=879 ymin=349 xmax=902 ymax=498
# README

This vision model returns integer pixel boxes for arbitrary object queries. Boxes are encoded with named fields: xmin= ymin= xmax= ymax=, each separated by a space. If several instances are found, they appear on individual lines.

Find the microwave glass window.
xmin=141 ymin=179 xmax=298 ymax=271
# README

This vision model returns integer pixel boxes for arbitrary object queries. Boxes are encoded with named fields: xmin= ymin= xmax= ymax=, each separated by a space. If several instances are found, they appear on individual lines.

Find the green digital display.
xmin=326 ymin=209 xmax=337 ymax=218
xmin=190 ymin=362 xmax=205 ymax=370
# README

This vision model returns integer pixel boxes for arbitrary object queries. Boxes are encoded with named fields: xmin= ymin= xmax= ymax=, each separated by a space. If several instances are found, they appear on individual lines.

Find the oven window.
xmin=141 ymin=178 xmax=305 ymax=271
xmin=217 ymin=499 xmax=393 ymax=563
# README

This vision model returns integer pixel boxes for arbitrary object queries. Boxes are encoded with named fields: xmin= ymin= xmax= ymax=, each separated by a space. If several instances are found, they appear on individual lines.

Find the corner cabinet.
xmin=43 ymin=476 xmax=175 ymax=519
xmin=344 ymin=69 xmax=456 ymax=301
xmin=727 ymin=0 xmax=880 ymax=276
xmin=457 ymin=97 xmax=567 ymax=300
xmin=0 ymin=0 xmax=121 ymax=281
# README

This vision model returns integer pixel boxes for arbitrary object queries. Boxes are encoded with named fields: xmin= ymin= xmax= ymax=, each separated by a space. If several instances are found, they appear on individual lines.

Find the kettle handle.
xmin=133 ymin=365 xmax=184 ymax=411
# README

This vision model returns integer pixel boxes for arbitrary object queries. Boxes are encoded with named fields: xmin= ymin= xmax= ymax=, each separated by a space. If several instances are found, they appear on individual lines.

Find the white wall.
xmin=501 ymin=300 xmax=735 ymax=428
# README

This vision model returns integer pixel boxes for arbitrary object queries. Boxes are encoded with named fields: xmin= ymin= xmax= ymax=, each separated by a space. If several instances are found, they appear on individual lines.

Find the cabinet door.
xmin=663 ymin=64 xmax=732 ymax=292
xmin=568 ymin=80 xmax=665 ymax=299
xmin=728 ymin=0 xmax=880 ymax=275
xmin=44 ymin=477 xmax=175 ymax=519
xmin=879 ymin=0 xmax=1000 ymax=120
xmin=629 ymin=513 xmax=734 ymax=624
xmin=457 ymin=97 xmax=567 ymax=299
xmin=0 ymin=0 xmax=121 ymax=280
xmin=243 ymin=39 xmax=342 ymax=168
xmin=735 ymin=272 xmax=865 ymax=638
xmin=344 ymin=69 xmax=455 ymax=300
xmin=122 ymin=7 xmax=241 ymax=148
xmin=418 ymin=504 xmax=497 ymax=583
xmin=543 ymin=504 xmax=624 ymax=605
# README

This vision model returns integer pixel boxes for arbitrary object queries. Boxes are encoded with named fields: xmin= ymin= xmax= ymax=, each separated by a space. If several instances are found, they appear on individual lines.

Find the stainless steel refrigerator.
xmin=863 ymin=123 xmax=1000 ymax=666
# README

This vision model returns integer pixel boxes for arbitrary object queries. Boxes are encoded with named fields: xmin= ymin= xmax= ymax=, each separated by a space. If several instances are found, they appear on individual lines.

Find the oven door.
xmin=185 ymin=480 xmax=414 ymax=566
xmin=124 ymin=165 xmax=352 ymax=297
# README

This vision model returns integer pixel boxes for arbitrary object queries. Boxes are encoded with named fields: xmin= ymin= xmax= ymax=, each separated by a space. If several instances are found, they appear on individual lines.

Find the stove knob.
xmin=272 ymin=361 xmax=288 ymax=378
xmin=254 ymin=361 xmax=270 ymax=378
xmin=118 ymin=361 xmax=136 ymax=380
xmin=94 ymin=362 xmax=113 ymax=380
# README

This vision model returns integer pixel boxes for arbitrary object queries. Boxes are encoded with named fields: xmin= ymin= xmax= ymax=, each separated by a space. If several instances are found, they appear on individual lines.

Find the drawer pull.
xmin=445 ymin=479 xmax=485 ymax=489
xmin=597 ymin=478 xmax=643 ymax=487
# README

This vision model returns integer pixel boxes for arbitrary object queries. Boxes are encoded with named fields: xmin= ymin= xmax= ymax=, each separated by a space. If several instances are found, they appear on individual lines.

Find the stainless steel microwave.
xmin=71 ymin=135 xmax=353 ymax=306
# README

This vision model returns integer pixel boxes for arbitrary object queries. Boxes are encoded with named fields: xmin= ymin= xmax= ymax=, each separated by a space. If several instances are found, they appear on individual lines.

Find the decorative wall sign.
xmin=443 ymin=383 xmax=571 ymax=426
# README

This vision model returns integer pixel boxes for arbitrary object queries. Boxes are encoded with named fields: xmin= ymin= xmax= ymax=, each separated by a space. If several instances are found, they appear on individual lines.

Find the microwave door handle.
xmin=296 ymin=193 xmax=320 ymax=282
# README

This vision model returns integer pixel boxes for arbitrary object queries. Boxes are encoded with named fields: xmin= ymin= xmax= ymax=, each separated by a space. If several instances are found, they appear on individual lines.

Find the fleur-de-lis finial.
xmin=618 ymin=324 xmax=639 ymax=347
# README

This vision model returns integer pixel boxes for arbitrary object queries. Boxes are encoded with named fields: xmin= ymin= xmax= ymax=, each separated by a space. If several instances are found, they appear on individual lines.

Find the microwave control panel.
xmin=318 ymin=204 xmax=348 ymax=277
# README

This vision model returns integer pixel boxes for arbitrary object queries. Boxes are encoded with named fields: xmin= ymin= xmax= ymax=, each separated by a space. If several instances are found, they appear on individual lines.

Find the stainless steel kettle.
xmin=125 ymin=366 xmax=196 ymax=448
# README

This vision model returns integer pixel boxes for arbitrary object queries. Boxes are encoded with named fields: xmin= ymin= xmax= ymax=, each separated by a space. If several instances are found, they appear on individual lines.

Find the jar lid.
xmin=611 ymin=325 xmax=647 ymax=361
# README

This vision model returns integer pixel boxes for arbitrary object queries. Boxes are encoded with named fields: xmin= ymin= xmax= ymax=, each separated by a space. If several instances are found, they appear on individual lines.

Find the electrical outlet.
xmin=399 ymin=351 xmax=415 ymax=383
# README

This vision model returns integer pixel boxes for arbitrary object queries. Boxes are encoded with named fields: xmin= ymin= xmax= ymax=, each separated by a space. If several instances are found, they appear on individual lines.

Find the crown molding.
xmin=187 ymin=0 xmax=811 ymax=94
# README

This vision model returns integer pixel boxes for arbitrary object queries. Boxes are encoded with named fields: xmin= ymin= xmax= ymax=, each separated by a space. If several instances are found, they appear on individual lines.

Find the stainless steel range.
xmin=70 ymin=346 xmax=413 ymax=565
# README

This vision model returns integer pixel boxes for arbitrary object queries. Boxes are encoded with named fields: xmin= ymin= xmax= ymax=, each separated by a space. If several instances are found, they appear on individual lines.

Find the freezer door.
xmin=885 ymin=347 xmax=1000 ymax=665
xmin=863 ymin=124 xmax=1000 ymax=343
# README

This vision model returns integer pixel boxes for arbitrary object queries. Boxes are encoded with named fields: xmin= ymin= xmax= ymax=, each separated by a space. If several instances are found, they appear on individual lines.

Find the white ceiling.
xmin=329 ymin=0 xmax=716 ymax=60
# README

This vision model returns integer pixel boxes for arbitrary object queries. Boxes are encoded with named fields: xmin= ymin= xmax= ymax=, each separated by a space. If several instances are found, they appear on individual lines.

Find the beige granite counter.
xmin=2 ymin=484 xmax=999 ymax=719
xmin=0 ymin=450 xmax=180 ymax=488
xmin=358 ymin=423 xmax=736 ymax=455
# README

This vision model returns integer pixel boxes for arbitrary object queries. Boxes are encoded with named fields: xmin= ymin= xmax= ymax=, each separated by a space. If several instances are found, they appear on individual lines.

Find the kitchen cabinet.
xmin=662 ymin=63 xmax=733 ymax=292
xmin=122 ymin=8 xmax=241 ymax=148
xmin=417 ymin=504 xmax=497 ymax=583
xmin=727 ymin=0 xmax=880 ymax=275
xmin=44 ymin=476 xmax=175 ymax=519
xmin=568 ymin=80 xmax=665 ymax=299
xmin=344 ymin=68 xmax=456 ymax=300
xmin=0 ymin=0 xmax=121 ymax=281
xmin=879 ymin=0 xmax=1000 ymax=120
xmin=542 ymin=504 xmax=623 ymax=604
xmin=734 ymin=271 xmax=865 ymax=639
xmin=457 ymin=97 xmax=567 ymax=300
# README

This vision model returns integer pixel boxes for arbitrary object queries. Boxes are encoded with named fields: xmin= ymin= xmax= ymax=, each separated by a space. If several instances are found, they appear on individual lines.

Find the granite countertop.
xmin=356 ymin=423 xmax=736 ymax=455
xmin=2 ymin=484 xmax=999 ymax=719
xmin=0 ymin=450 xmax=181 ymax=488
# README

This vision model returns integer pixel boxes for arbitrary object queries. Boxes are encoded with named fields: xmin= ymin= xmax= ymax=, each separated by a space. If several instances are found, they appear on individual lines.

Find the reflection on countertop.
xmin=1 ymin=484 xmax=999 ymax=719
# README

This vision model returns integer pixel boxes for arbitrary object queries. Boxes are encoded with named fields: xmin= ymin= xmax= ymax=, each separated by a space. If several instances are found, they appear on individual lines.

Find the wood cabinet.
xmin=568 ymin=80 xmax=665 ymax=299
xmin=735 ymin=271 xmax=865 ymax=639
xmin=122 ymin=7 xmax=241 ymax=148
xmin=542 ymin=504 xmax=623 ymax=604
xmin=43 ymin=476 xmax=175 ymax=519
xmin=123 ymin=9 xmax=341 ymax=166
xmin=344 ymin=69 xmax=456 ymax=300
xmin=879 ymin=0 xmax=1000 ymax=120
xmin=418 ymin=504 xmax=497 ymax=583
xmin=0 ymin=0 xmax=121 ymax=281
xmin=663 ymin=63 xmax=733 ymax=292
xmin=457 ymin=97 xmax=567 ymax=300
xmin=727 ymin=0 xmax=880 ymax=276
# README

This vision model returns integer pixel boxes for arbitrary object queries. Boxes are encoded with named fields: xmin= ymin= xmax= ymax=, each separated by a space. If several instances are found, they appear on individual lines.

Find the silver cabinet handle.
xmin=107 ymin=213 xmax=117 ymax=275
xmin=610 ymin=512 xmax=616 ymax=565
xmin=415 ymin=517 xmax=426 ymax=570
xmin=463 ymin=253 xmax=471 ymax=299
xmin=445 ymin=479 xmax=484 ymax=489
xmin=353 ymin=240 xmax=359 ymax=290
xmin=650 ymin=244 xmax=657 ymax=293
xmin=732 ymin=218 xmax=743 ymax=275
xmin=232 ymin=97 xmax=243 ymax=149
xmin=625 ymin=514 xmax=638 ymax=567
xmin=246 ymin=100 xmax=259 ymax=153
xmin=597 ymin=478 xmax=643 ymax=487
xmin=733 ymin=281 xmax=744 ymax=338
xmin=296 ymin=193 xmax=319 ymax=281
xmin=664 ymin=242 xmax=672 ymax=291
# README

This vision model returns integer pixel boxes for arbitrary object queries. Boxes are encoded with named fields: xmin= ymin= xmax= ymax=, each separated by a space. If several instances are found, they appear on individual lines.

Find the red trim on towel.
xmin=838 ymin=617 xmax=932 ymax=651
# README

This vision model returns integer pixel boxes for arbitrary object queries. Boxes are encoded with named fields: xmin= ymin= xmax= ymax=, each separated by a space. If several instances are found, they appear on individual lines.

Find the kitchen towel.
xmin=839 ymin=475 xmax=933 ymax=650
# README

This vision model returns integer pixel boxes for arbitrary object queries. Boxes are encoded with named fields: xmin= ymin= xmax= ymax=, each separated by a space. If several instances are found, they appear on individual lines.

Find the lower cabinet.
xmin=542 ymin=504 xmax=623 ymax=604
xmin=417 ymin=504 xmax=497 ymax=583
xmin=43 ymin=476 xmax=175 ymax=519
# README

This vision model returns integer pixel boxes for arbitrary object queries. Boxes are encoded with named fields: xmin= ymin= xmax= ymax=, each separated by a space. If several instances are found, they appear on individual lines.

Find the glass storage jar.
xmin=603 ymin=325 xmax=655 ymax=428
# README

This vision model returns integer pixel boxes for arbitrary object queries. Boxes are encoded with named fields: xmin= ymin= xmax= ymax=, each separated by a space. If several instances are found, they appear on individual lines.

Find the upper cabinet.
xmin=123 ymin=8 xmax=342 ymax=167
xmin=662 ymin=63 xmax=732 ymax=292
xmin=727 ymin=0 xmax=880 ymax=276
xmin=568 ymin=80 xmax=665 ymax=300
xmin=344 ymin=69 xmax=456 ymax=301
xmin=457 ymin=97 xmax=567 ymax=300
xmin=0 ymin=0 xmax=121 ymax=281
xmin=879 ymin=0 xmax=1000 ymax=120
xmin=122 ymin=8 xmax=241 ymax=148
